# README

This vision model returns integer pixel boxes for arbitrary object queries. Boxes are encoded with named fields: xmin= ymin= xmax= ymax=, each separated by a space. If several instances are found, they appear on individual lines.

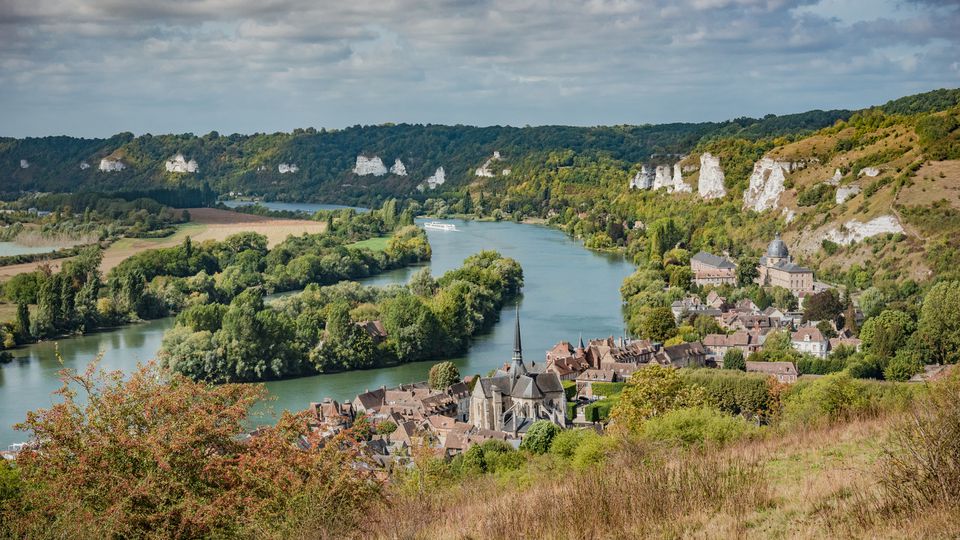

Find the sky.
xmin=0 ymin=0 xmax=958 ymax=137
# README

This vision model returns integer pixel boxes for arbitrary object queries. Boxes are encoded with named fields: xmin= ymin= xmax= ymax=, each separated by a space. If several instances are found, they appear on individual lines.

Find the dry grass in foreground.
xmin=352 ymin=405 xmax=960 ymax=539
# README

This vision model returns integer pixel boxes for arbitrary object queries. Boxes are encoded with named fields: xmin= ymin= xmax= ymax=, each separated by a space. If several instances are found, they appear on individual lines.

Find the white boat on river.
xmin=423 ymin=221 xmax=457 ymax=231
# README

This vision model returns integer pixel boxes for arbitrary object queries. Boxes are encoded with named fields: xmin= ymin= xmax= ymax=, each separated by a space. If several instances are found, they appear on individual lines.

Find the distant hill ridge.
xmin=1 ymin=88 xmax=957 ymax=207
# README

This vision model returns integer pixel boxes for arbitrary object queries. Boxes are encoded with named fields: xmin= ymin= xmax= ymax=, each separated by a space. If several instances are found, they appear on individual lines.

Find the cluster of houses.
xmin=294 ymin=237 xmax=891 ymax=464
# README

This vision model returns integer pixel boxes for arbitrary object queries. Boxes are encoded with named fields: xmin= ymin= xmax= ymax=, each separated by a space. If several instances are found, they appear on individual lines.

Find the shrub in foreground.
xmin=1 ymin=361 xmax=378 ymax=538
xmin=641 ymin=406 xmax=759 ymax=447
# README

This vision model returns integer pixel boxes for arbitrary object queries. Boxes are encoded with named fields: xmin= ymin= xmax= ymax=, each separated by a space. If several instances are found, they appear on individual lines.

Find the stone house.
xmin=690 ymin=251 xmax=738 ymax=287
xmin=791 ymin=326 xmax=829 ymax=359
xmin=746 ymin=361 xmax=799 ymax=384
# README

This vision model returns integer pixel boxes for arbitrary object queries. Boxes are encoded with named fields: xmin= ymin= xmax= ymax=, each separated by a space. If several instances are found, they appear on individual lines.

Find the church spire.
xmin=510 ymin=305 xmax=527 ymax=377
xmin=513 ymin=305 xmax=523 ymax=362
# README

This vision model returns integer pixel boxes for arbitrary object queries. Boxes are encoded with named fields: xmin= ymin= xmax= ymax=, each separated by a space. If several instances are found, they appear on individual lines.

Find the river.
xmin=1 ymin=216 xmax=635 ymax=446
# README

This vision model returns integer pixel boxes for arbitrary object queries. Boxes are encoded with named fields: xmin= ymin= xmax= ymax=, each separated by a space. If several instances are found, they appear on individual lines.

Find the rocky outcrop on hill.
xmin=353 ymin=156 xmax=387 ymax=176
xmin=418 ymin=167 xmax=446 ymax=191
xmin=743 ymin=157 xmax=789 ymax=212
xmin=823 ymin=215 xmax=904 ymax=245
xmin=858 ymin=167 xmax=880 ymax=178
xmin=630 ymin=162 xmax=690 ymax=192
xmin=165 ymin=154 xmax=199 ymax=173
xmin=80 ymin=162 xmax=90 ymax=170
xmin=389 ymin=158 xmax=407 ymax=176
xmin=278 ymin=163 xmax=299 ymax=174
xmin=19 ymin=159 xmax=29 ymax=169
xmin=835 ymin=185 xmax=861 ymax=204
xmin=476 ymin=151 xmax=505 ymax=178
xmin=826 ymin=169 xmax=842 ymax=186
xmin=698 ymin=153 xmax=726 ymax=200
xmin=630 ymin=165 xmax=655 ymax=189
xmin=99 ymin=158 xmax=126 ymax=172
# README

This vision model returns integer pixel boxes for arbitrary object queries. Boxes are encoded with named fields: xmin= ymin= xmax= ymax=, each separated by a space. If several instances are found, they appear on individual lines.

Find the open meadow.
xmin=0 ymin=208 xmax=326 ymax=280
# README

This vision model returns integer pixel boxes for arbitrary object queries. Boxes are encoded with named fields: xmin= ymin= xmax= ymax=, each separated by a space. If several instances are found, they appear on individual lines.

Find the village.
xmin=302 ymin=234 xmax=941 ymax=465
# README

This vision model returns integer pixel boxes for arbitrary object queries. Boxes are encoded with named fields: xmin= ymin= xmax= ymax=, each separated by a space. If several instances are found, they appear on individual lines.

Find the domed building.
xmin=757 ymin=234 xmax=813 ymax=296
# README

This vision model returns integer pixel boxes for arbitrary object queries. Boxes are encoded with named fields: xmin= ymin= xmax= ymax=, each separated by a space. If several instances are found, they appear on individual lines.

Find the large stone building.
xmin=757 ymin=234 xmax=814 ymax=296
xmin=690 ymin=251 xmax=738 ymax=287
xmin=469 ymin=310 xmax=566 ymax=435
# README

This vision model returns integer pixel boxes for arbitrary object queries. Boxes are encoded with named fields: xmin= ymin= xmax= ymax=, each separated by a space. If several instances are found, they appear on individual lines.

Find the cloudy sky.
xmin=1 ymin=0 xmax=958 ymax=137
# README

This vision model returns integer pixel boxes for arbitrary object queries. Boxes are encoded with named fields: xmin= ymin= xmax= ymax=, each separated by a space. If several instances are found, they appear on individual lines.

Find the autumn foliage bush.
xmin=0 ymin=361 xmax=379 ymax=539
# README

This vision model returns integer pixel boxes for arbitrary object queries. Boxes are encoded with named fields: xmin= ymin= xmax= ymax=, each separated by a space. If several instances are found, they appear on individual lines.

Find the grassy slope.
xmin=355 ymin=412 xmax=958 ymax=539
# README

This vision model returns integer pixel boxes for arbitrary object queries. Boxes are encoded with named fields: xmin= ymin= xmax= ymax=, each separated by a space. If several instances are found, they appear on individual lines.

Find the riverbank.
xmin=2 ymin=218 xmax=636 ymax=447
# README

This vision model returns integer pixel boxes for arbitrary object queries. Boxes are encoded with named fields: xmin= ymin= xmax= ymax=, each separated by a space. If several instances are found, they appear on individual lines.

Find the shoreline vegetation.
xmin=0 ymin=200 xmax=429 ymax=366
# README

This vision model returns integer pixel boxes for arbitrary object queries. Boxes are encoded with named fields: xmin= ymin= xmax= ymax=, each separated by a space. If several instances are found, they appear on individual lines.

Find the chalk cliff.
xmin=19 ymin=159 xmax=29 ymax=169
xmin=99 ymin=158 xmax=126 ymax=172
xmin=698 ymin=153 xmax=726 ymax=199
xmin=418 ymin=167 xmax=446 ymax=191
xmin=80 ymin=162 xmax=90 ymax=170
xmin=165 ymin=154 xmax=199 ymax=173
xmin=389 ymin=158 xmax=407 ymax=176
xmin=353 ymin=156 xmax=388 ymax=176
xmin=823 ymin=215 xmax=904 ymax=245
xmin=835 ymin=185 xmax=861 ymax=204
xmin=743 ymin=157 xmax=789 ymax=212
xmin=630 ymin=165 xmax=654 ymax=189
xmin=476 ymin=151 xmax=504 ymax=178
xmin=278 ymin=163 xmax=299 ymax=174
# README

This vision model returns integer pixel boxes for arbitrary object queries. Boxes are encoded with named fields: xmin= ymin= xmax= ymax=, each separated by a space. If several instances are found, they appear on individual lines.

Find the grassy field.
xmin=0 ymin=208 xmax=326 ymax=280
xmin=360 ymin=401 xmax=960 ymax=539
xmin=349 ymin=236 xmax=391 ymax=251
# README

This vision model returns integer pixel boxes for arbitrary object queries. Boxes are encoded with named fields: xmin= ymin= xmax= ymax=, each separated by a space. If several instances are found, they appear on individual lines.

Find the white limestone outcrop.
xmin=630 ymin=165 xmax=654 ymax=189
xmin=353 ymin=155 xmax=387 ymax=176
xmin=835 ymin=185 xmax=861 ymax=204
xmin=476 ymin=151 xmax=504 ymax=178
xmin=99 ymin=158 xmax=126 ymax=172
xmin=823 ymin=215 xmax=904 ymax=246
xmin=165 ymin=154 xmax=199 ymax=173
xmin=698 ymin=152 xmax=726 ymax=200
xmin=389 ymin=158 xmax=407 ymax=176
xmin=858 ymin=167 xmax=880 ymax=178
xmin=826 ymin=169 xmax=842 ymax=186
xmin=418 ymin=167 xmax=446 ymax=191
xmin=80 ymin=162 xmax=90 ymax=170
xmin=743 ymin=157 xmax=790 ymax=212
xmin=278 ymin=163 xmax=299 ymax=174
xmin=782 ymin=208 xmax=797 ymax=224
xmin=502 ymin=168 xmax=511 ymax=176
xmin=653 ymin=165 xmax=672 ymax=190
xmin=20 ymin=159 xmax=29 ymax=169
xmin=666 ymin=163 xmax=691 ymax=193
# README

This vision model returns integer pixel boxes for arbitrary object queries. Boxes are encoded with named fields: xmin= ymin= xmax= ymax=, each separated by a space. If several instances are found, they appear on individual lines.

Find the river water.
xmin=1 ymin=216 xmax=635 ymax=446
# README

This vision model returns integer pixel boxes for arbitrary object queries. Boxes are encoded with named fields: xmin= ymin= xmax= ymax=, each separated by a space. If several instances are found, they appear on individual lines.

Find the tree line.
xmin=159 ymin=250 xmax=523 ymax=382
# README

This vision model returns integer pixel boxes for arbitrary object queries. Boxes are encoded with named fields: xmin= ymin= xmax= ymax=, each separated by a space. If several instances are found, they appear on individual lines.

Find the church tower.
xmin=510 ymin=306 xmax=528 ymax=382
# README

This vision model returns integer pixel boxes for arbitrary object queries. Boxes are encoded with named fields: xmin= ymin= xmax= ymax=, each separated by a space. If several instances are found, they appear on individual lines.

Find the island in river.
xmin=0 ymin=209 xmax=635 ymax=447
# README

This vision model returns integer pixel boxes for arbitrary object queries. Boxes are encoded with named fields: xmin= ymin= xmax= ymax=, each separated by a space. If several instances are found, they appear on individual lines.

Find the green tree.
xmin=915 ymin=281 xmax=960 ymax=364
xmin=723 ymin=348 xmax=746 ymax=371
xmin=428 ymin=361 xmax=461 ymax=390
xmin=519 ymin=420 xmax=561 ymax=454
xmin=883 ymin=349 xmax=923 ymax=382
xmin=803 ymin=289 xmax=844 ymax=323
xmin=859 ymin=309 xmax=915 ymax=362
xmin=608 ymin=364 xmax=706 ymax=435
xmin=736 ymin=256 xmax=759 ymax=287
xmin=637 ymin=307 xmax=677 ymax=342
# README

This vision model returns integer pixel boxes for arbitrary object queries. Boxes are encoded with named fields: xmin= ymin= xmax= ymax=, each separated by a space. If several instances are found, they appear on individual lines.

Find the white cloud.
xmin=0 ymin=0 xmax=957 ymax=136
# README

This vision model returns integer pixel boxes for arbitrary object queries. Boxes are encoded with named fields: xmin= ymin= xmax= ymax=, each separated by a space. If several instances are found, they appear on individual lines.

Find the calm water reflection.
xmin=1 ymin=218 xmax=634 ymax=445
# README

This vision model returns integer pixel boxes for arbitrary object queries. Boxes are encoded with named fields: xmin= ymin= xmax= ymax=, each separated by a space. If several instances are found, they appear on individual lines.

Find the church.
xmin=469 ymin=309 xmax=566 ymax=435
xmin=757 ymin=234 xmax=814 ymax=297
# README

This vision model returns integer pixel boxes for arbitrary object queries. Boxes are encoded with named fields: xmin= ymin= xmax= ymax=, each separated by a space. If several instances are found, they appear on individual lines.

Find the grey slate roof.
xmin=692 ymin=251 xmax=736 ymax=269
